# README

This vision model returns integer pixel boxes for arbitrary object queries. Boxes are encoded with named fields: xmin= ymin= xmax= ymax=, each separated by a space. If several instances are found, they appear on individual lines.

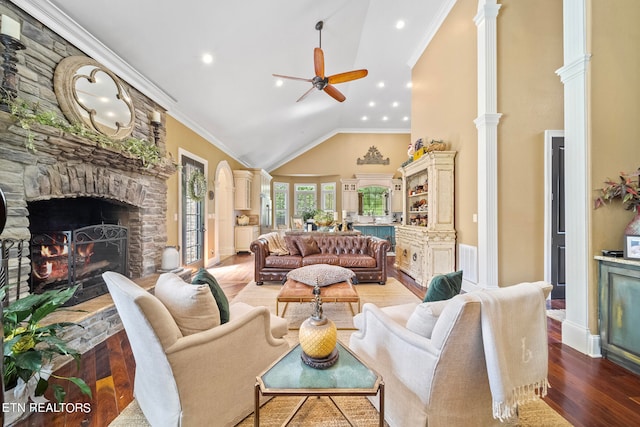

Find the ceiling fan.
xmin=273 ymin=20 xmax=368 ymax=103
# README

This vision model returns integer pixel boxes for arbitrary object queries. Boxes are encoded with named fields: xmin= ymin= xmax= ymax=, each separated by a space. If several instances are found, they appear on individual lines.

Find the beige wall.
xmin=496 ymin=0 xmax=564 ymax=284
xmin=411 ymin=0 xmax=478 ymax=250
xmin=412 ymin=0 xmax=563 ymax=285
xmin=588 ymin=1 xmax=640 ymax=331
xmin=164 ymin=115 xmax=244 ymax=259
xmin=271 ymin=133 xmax=410 ymax=212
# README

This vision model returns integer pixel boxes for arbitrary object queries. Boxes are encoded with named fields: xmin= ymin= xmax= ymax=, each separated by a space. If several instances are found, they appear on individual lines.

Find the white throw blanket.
xmin=476 ymin=282 xmax=549 ymax=421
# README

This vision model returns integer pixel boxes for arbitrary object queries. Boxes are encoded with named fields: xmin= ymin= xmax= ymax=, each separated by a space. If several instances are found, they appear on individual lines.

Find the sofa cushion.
xmin=339 ymin=254 xmax=377 ymax=268
xmin=284 ymin=235 xmax=301 ymax=256
xmin=286 ymin=264 xmax=356 ymax=286
xmin=192 ymin=268 xmax=230 ymax=324
xmin=265 ymin=255 xmax=303 ymax=269
xmin=155 ymin=273 xmax=220 ymax=335
xmin=302 ymin=254 xmax=340 ymax=266
xmin=406 ymin=300 xmax=451 ymax=338
xmin=297 ymin=236 xmax=321 ymax=257
xmin=424 ymin=270 xmax=463 ymax=302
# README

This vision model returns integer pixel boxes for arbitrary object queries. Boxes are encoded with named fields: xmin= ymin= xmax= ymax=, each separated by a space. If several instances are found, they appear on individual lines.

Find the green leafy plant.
xmin=2 ymin=285 xmax=92 ymax=403
xmin=6 ymin=97 xmax=162 ymax=168
xmin=301 ymin=209 xmax=319 ymax=222
xmin=594 ymin=168 xmax=640 ymax=212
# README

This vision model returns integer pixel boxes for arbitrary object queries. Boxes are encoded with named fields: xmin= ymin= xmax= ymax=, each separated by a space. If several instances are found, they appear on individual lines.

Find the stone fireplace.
xmin=0 ymin=114 xmax=175 ymax=302
xmin=0 ymin=2 xmax=176 ymax=302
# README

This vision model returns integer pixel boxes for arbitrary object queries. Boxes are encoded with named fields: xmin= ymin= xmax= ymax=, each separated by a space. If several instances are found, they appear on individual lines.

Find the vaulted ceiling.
xmin=14 ymin=0 xmax=453 ymax=171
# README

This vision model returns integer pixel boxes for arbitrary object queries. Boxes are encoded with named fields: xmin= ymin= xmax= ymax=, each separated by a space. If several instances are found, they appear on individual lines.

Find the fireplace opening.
xmin=28 ymin=198 xmax=131 ymax=305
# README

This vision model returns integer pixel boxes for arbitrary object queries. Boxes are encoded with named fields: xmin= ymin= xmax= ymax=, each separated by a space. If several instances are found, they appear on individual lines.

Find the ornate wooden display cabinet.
xmin=394 ymin=151 xmax=456 ymax=287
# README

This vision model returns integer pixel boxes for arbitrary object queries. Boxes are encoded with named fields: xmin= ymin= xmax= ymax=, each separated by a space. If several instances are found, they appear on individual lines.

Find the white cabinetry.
xmin=395 ymin=151 xmax=456 ymax=286
xmin=341 ymin=179 xmax=358 ymax=214
xmin=233 ymin=170 xmax=253 ymax=210
xmin=391 ymin=179 xmax=403 ymax=213
xmin=235 ymin=225 xmax=259 ymax=253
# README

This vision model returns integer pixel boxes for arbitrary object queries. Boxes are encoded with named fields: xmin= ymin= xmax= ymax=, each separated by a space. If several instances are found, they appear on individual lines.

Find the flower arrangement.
xmin=594 ymin=168 xmax=640 ymax=212
xmin=313 ymin=211 xmax=335 ymax=227
xmin=2 ymin=285 xmax=91 ymax=404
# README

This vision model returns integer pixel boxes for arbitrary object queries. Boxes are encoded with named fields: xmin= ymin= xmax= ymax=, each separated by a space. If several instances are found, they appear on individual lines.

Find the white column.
xmin=474 ymin=1 xmax=502 ymax=288
xmin=556 ymin=0 xmax=599 ymax=356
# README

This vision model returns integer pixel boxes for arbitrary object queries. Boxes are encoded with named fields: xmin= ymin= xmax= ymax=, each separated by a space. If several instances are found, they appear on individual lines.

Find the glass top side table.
xmin=255 ymin=341 xmax=384 ymax=426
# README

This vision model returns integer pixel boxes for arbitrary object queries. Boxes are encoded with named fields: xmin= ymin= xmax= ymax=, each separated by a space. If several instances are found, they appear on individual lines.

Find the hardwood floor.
xmin=14 ymin=254 xmax=640 ymax=426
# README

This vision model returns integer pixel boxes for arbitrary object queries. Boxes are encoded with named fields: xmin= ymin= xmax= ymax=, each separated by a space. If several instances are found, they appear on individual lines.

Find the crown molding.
xmin=10 ymin=0 xmax=176 ymax=109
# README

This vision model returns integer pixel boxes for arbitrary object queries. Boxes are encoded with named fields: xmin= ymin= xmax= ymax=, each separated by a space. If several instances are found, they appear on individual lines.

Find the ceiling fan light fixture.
xmin=272 ymin=20 xmax=368 ymax=103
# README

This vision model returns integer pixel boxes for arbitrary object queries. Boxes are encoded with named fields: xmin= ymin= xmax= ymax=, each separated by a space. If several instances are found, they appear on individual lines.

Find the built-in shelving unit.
xmin=395 ymin=151 xmax=456 ymax=286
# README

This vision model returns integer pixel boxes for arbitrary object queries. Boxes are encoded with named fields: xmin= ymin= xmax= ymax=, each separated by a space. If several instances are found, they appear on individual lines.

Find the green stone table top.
xmin=258 ymin=341 xmax=381 ymax=393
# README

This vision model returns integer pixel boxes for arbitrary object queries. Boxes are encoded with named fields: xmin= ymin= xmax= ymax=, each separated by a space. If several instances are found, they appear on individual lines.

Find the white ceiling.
xmin=14 ymin=0 xmax=454 ymax=171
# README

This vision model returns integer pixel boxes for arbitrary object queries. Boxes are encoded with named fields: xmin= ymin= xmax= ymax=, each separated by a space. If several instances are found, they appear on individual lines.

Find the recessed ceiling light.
xmin=202 ymin=53 xmax=214 ymax=64
xmin=275 ymin=79 xmax=284 ymax=87
xmin=377 ymin=81 xmax=385 ymax=88
xmin=406 ymin=82 xmax=413 ymax=88
xmin=382 ymin=116 xmax=388 ymax=121
xmin=396 ymin=20 xmax=406 ymax=30
xmin=403 ymin=116 xmax=410 ymax=121
xmin=361 ymin=116 xmax=368 ymax=121
xmin=369 ymin=101 xmax=376 ymax=107
xmin=392 ymin=102 xmax=399 ymax=108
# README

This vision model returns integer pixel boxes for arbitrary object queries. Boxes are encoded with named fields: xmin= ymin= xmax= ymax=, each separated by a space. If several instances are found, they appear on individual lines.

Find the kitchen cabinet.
xmin=233 ymin=170 xmax=253 ymax=210
xmin=235 ymin=225 xmax=259 ymax=253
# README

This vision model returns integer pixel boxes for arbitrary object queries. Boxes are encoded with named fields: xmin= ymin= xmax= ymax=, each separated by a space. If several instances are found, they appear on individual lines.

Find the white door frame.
xmin=214 ymin=160 xmax=235 ymax=261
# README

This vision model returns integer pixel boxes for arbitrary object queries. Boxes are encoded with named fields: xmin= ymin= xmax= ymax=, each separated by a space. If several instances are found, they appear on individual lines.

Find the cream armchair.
xmin=349 ymin=282 xmax=552 ymax=427
xmin=103 ymin=272 xmax=289 ymax=427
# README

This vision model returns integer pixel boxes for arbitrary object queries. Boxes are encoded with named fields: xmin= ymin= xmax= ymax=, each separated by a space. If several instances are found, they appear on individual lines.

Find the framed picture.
xmin=624 ymin=235 xmax=640 ymax=259
xmin=292 ymin=217 xmax=303 ymax=230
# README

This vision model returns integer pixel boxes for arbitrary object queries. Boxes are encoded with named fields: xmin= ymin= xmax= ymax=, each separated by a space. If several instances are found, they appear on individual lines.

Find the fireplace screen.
xmin=30 ymin=224 xmax=128 ymax=305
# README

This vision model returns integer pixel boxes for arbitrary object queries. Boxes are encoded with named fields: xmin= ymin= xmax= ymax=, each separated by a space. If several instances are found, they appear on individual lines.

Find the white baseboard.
xmin=562 ymin=319 xmax=602 ymax=358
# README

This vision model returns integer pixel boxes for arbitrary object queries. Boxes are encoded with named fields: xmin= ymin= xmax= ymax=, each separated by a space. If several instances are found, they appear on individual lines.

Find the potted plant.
xmin=2 ymin=285 xmax=91 ymax=424
xmin=313 ymin=211 xmax=335 ymax=230
xmin=594 ymin=168 xmax=640 ymax=234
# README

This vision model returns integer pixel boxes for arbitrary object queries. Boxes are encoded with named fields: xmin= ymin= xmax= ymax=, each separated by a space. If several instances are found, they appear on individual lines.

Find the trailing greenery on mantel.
xmin=5 ymin=98 xmax=163 ymax=168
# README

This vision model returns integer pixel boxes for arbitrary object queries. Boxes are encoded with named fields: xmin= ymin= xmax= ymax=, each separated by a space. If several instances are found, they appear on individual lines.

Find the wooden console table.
xmin=596 ymin=256 xmax=640 ymax=374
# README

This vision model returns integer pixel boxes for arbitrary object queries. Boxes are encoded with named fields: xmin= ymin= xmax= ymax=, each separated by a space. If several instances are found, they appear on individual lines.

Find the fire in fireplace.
xmin=28 ymin=198 xmax=131 ymax=305
xmin=30 ymin=225 xmax=128 ymax=305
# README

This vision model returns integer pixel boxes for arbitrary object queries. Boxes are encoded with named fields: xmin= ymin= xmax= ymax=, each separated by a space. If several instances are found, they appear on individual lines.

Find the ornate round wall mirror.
xmin=54 ymin=56 xmax=134 ymax=140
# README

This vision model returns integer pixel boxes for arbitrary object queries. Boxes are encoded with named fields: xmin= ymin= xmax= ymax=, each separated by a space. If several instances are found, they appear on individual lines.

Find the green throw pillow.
xmin=423 ymin=270 xmax=463 ymax=302
xmin=192 ymin=268 xmax=230 ymax=324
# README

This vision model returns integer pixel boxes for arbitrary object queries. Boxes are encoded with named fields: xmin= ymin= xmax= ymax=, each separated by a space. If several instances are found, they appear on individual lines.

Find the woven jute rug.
xmin=109 ymin=279 xmax=573 ymax=426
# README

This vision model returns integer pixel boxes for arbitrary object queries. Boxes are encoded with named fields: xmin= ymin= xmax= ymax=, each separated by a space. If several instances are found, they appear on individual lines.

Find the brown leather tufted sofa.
xmin=250 ymin=232 xmax=390 ymax=285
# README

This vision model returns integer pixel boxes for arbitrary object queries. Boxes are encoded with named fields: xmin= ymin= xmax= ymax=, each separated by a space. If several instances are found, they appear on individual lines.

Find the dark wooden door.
xmin=551 ymin=136 xmax=566 ymax=299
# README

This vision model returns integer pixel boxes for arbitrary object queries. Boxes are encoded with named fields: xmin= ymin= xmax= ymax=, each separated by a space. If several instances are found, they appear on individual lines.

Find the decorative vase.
xmin=298 ymin=284 xmax=338 ymax=369
xmin=625 ymin=212 xmax=640 ymax=236
xmin=161 ymin=246 xmax=180 ymax=271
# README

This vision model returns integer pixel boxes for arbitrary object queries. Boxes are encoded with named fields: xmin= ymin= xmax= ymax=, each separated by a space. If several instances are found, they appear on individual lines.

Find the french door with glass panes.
xmin=182 ymin=156 xmax=206 ymax=268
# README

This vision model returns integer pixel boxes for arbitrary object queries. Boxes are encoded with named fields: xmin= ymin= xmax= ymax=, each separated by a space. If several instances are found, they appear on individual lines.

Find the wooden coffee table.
xmin=276 ymin=278 xmax=360 ymax=317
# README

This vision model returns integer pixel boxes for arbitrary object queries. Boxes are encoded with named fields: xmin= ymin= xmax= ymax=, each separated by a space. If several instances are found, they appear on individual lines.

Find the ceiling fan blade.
xmin=328 ymin=69 xmax=368 ymax=84
xmin=314 ymin=48 xmax=325 ymax=78
xmin=324 ymin=85 xmax=346 ymax=102
xmin=296 ymin=86 xmax=316 ymax=102
xmin=272 ymin=74 xmax=313 ymax=82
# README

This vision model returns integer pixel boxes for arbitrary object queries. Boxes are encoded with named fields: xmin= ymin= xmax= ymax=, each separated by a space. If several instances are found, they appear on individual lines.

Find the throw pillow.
xmin=406 ymin=300 xmax=451 ymax=339
xmin=297 ymin=236 xmax=320 ymax=257
xmin=154 ymin=273 xmax=221 ymax=335
xmin=284 ymin=235 xmax=301 ymax=256
xmin=423 ymin=270 xmax=463 ymax=302
xmin=192 ymin=268 xmax=230 ymax=324
xmin=287 ymin=264 xmax=356 ymax=286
